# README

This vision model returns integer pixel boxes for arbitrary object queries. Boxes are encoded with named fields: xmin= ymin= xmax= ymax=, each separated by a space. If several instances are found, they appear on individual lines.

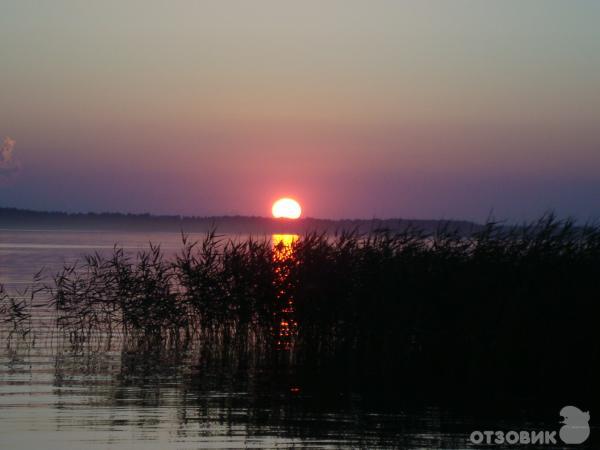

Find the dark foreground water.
xmin=0 ymin=229 xmax=594 ymax=449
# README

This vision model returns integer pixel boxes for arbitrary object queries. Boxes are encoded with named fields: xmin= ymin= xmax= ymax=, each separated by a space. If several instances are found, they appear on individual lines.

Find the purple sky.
xmin=1 ymin=1 xmax=600 ymax=221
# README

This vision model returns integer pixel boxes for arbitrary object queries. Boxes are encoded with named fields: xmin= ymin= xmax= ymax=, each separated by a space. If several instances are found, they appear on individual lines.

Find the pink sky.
xmin=1 ymin=1 xmax=600 ymax=220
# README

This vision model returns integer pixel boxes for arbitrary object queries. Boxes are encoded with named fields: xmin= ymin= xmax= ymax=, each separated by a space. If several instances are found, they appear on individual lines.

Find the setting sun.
xmin=272 ymin=198 xmax=302 ymax=219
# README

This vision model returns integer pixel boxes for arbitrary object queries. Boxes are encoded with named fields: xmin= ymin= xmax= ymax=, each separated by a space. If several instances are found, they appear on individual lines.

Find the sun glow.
xmin=272 ymin=198 xmax=302 ymax=219
xmin=272 ymin=234 xmax=298 ymax=248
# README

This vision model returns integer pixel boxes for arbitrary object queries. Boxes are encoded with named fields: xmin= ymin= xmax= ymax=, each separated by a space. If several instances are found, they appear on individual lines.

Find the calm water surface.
xmin=0 ymin=229 xmax=582 ymax=449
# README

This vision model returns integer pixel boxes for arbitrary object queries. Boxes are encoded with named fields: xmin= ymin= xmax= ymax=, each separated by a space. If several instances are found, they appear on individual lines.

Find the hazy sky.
xmin=1 ymin=1 xmax=599 ymax=221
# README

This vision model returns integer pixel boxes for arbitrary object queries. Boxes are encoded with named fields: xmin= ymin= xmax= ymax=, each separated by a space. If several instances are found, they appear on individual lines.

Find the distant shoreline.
xmin=0 ymin=206 xmax=480 ymax=235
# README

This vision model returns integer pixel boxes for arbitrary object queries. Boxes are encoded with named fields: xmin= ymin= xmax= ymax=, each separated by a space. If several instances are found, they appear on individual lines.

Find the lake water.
xmin=0 ymin=229 xmax=589 ymax=449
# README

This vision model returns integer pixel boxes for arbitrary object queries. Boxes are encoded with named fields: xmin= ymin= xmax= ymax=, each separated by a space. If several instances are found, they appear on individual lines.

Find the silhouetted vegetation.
xmin=0 ymin=206 xmax=477 ymax=234
xmin=2 ymin=214 xmax=599 ymax=402
xmin=0 ymin=271 xmax=43 ymax=343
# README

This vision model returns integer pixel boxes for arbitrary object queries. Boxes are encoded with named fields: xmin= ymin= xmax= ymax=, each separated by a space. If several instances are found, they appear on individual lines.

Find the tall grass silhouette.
xmin=2 ymin=214 xmax=599 ymax=401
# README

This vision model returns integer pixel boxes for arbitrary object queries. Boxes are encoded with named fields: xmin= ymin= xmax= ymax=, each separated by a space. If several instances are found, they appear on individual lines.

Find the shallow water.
xmin=0 ymin=229 xmax=592 ymax=449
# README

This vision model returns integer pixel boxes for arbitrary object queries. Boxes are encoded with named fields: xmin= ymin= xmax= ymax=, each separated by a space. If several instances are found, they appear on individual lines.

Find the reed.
xmin=0 ymin=270 xmax=43 ymax=343
xmin=2 ymin=214 xmax=599 ymax=400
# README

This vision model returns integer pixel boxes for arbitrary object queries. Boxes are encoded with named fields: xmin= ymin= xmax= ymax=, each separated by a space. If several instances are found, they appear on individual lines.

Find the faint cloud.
xmin=0 ymin=137 xmax=20 ymax=176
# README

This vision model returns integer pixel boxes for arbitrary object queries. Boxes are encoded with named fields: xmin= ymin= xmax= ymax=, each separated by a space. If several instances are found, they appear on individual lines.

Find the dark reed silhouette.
xmin=2 ymin=214 xmax=599 ymax=404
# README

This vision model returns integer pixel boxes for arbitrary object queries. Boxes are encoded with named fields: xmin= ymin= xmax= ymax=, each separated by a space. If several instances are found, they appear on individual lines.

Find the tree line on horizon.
xmin=0 ymin=205 xmax=477 ymax=234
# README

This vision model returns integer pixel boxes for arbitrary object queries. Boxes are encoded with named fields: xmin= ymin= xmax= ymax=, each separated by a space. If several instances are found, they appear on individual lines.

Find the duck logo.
xmin=469 ymin=405 xmax=591 ymax=446
xmin=559 ymin=406 xmax=590 ymax=444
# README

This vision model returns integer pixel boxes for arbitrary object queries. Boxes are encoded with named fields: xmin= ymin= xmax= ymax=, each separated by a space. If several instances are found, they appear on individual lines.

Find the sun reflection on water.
xmin=272 ymin=234 xmax=298 ymax=350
